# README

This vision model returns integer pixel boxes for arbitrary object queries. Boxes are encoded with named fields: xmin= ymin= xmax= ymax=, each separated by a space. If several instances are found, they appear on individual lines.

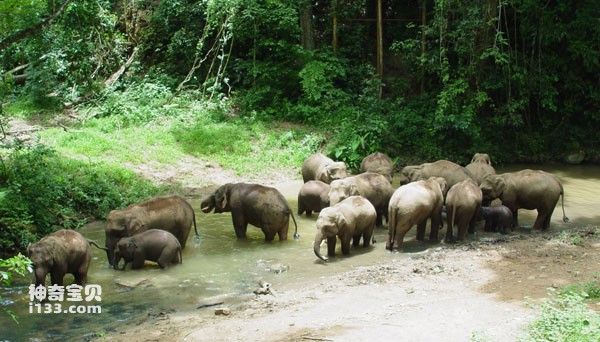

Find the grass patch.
xmin=520 ymin=292 xmax=600 ymax=342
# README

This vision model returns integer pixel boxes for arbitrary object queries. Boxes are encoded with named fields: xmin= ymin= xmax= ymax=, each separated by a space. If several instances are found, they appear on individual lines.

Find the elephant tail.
xmin=88 ymin=239 xmax=109 ymax=251
xmin=290 ymin=211 xmax=300 ymax=240
xmin=192 ymin=210 xmax=201 ymax=246
xmin=178 ymin=247 xmax=183 ymax=264
xmin=560 ymin=186 xmax=569 ymax=223
xmin=450 ymin=204 xmax=458 ymax=232
xmin=388 ymin=206 xmax=398 ymax=248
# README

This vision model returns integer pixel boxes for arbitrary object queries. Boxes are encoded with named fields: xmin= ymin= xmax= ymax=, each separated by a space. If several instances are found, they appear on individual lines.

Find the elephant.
xmin=297 ymin=180 xmax=330 ymax=216
xmin=200 ymin=182 xmax=299 ymax=241
xmin=328 ymin=172 xmax=394 ymax=227
xmin=465 ymin=162 xmax=496 ymax=185
xmin=105 ymin=195 xmax=198 ymax=269
xmin=27 ymin=229 xmax=93 ymax=287
xmin=479 ymin=205 xmax=513 ymax=234
xmin=470 ymin=153 xmax=492 ymax=165
xmin=386 ymin=177 xmax=447 ymax=251
xmin=399 ymin=159 xmax=474 ymax=189
xmin=444 ymin=178 xmax=483 ymax=243
xmin=114 ymin=229 xmax=182 ymax=270
xmin=313 ymin=196 xmax=377 ymax=261
xmin=359 ymin=152 xmax=394 ymax=183
xmin=301 ymin=153 xmax=348 ymax=184
xmin=479 ymin=169 xmax=569 ymax=231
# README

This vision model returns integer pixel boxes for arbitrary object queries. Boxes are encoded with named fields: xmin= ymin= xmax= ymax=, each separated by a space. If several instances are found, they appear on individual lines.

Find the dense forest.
xmin=0 ymin=0 xmax=599 ymax=254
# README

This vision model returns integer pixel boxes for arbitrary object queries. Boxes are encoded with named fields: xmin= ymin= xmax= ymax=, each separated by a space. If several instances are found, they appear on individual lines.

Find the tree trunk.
xmin=300 ymin=1 xmax=315 ymax=50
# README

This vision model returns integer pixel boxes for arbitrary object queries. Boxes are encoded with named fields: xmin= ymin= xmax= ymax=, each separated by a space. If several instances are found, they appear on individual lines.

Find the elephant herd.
xmin=26 ymin=151 xmax=569 ymax=290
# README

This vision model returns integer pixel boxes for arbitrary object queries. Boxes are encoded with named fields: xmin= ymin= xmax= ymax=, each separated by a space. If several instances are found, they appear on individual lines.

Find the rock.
xmin=215 ymin=307 xmax=231 ymax=316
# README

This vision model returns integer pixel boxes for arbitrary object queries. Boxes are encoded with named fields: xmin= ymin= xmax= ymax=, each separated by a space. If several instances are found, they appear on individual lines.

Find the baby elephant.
xmin=298 ymin=180 xmax=330 ymax=216
xmin=479 ymin=205 xmax=514 ymax=234
xmin=314 ymin=196 xmax=377 ymax=261
xmin=114 ymin=229 xmax=182 ymax=270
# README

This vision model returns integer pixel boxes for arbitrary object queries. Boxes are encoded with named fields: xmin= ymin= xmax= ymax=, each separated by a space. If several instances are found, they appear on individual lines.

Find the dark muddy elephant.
xmin=314 ymin=196 xmax=377 ymax=261
xmin=386 ymin=177 xmax=447 ymax=251
xmin=114 ymin=229 xmax=182 ymax=270
xmin=399 ymin=160 xmax=474 ymax=189
xmin=479 ymin=170 xmax=569 ymax=231
xmin=328 ymin=172 xmax=394 ymax=227
xmin=301 ymin=153 xmax=348 ymax=184
xmin=200 ymin=182 xmax=299 ymax=241
xmin=27 ymin=229 xmax=94 ymax=287
xmin=105 ymin=195 xmax=198 ymax=269
xmin=479 ymin=205 xmax=513 ymax=234
xmin=359 ymin=152 xmax=394 ymax=183
xmin=298 ymin=180 xmax=330 ymax=216
xmin=444 ymin=179 xmax=482 ymax=243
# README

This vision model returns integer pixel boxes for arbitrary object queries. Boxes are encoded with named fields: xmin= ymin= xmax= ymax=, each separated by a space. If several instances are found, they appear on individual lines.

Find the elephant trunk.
xmin=113 ymin=253 xmax=126 ymax=270
xmin=313 ymin=231 xmax=328 ymax=262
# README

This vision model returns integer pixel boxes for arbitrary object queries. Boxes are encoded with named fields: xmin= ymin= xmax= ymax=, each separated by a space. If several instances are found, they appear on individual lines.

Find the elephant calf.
xmin=314 ymin=196 xmax=377 ymax=261
xmin=297 ymin=180 xmax=330 ymax=216
xmin=27 ymin=229 xmax=92 ymax=287
xmin=301 ymin=153 xmax=348 ymax=184
xmin=114 ymin=229 xmax=182 ymax=270
xmin=479 ymin=205 xmax=513 ymax=234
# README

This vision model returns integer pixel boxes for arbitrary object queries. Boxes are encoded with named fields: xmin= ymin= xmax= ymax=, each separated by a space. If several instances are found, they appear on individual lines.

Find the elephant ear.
xmin=348 ymin=183 xmax=360 ymax=196
xmin=215 ymin=184 xmax=231 ymax=210
xmin=127 ymin=240 xmax=138 ymax=256
xmin=491 ymin=175 xmax=507 ymax=198
xmin=336 ymin=212 xmax=347 ymax=231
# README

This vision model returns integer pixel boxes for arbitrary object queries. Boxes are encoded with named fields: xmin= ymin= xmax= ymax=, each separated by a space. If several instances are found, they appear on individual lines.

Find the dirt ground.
xmin=91 ymin=155 xmax=600 ymax=342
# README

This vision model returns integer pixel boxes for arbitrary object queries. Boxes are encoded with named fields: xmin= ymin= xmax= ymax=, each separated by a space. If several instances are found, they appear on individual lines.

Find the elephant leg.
xmin=277 ymin=217 xmax=290 ymax=241
xmin=392 ymin=227 xmax=409 ymax=250
xmin=327 ymin=236 xmax=337 ymax=256
xmin=541 ymin=208 xmax=555 ymax=230
xmin=74 ymin=272 xmax=88 ymax=286
xmin=375 ymin=213 xmax=383 ymax=227
xmin=532 ymin=211 xmax=551 ymax=231
xmin=457 ymin=221 xmax=468 ymax=241
xmin=306 ymin=209 xmax=312 ymax=216
xmin=352 ymin=235 xmax=361 ymax=247
xmin=512 ymin=209 xmax=519 ymax=228
xmin=468 ymin=216 xmax=477 ymax=235
xmin=157 ymin=251 xmax=173 ymax=269
xmin=416 ymin=221 xmax=426 ymax=241
xmin=264 ymin=229 xmax=277 ymax=241
xmin=50 ymin=272 xmax=64 ymax=287
xmin=341 ymin=237 xmax=351 ymax=255
xmin=132 ymin=255 xmax=145 ymax=269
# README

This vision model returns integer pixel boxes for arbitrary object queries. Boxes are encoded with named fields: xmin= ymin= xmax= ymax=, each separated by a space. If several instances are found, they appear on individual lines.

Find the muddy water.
xmin=1 ymin=164 xmax=598 ymax=341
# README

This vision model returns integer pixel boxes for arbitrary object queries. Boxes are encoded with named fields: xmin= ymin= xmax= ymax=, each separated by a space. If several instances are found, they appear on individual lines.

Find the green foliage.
xmin=1 ymin=253 xmax=32 ymax=323
xmin=0 ymin=143 xmax=163 ymax=256
xmin=520 ymin=293 xmax=600 ymax=342
xmin=561 ymin=275 xmax=600 ymax=300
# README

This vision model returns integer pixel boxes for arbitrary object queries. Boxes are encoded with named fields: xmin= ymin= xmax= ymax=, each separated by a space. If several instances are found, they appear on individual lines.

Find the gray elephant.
xmin=328 ymin=172 xmax=394 ymax=227
xmin=105 ymin=195 xmax=198 ymax=269
xmin=301 ymin=153 xmax=348 ymax=183
xmin=479 ymin=205 xmax=513 ymax=234
xmin=27 ymin=229 xmax=92 ymax=287
xmin=298 ymin=180 xmax=330 ymax=216
xmin=479 ymin=170 xmax=569 ymax=231
xmin=359 ymin=152 xmax=394 ymax=183
xmin=114 ymin=229 xmax=182 ymax=270
xmin=200 ymin=182 xmax=299 ymax=241
xmin=444 ymin=178 xmax=482 ymax=243
xmin=399 ymin=159 xmax=474 ymax=189
xmin=465 ymin=162 xmax=496 ymax=185
xmin=386 ymin=177 xmax=447 ymax=251
xmin=313 ymin=196 xmax=377 ymax=261
xmin=471 ymin=153 xmax=492 ymax=165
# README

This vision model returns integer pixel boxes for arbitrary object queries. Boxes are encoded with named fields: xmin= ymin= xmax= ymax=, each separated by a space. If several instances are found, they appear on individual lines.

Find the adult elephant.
xmin=479 ymin=170 xmax=569 ymax=231
xmin=114 ymin=230 xmax=182 ymax=270
xmin=399 ymin=159 xmax=474 ymax=189
xmin=313 ymin=196 xmax=377 ymax=261
xmin=200 ymin=183 xmax=299 ymax=241
xmin=297 ymin=180 xmax=330 ymax=216
xmin=470 ymin=153 xmax=492 ymax=165
xmin=27 ymin=229 xmax=93 ymax=287
xmin=301 ymin=153 xmax=348 ymax=183
xmin=444 ymin=178 xmax=482 ymax=243
xmin=465 ymin=162 xmax=496 ymax=185
xmin=359 ymin=152 xmax=394 ymax=183
xmin=328 ymin=172 xmax=394 ymax=227
xmin=386 ymin=177 xmax=447 ymax=251
xmin=105 ymin=195 xmax=198 ymax=269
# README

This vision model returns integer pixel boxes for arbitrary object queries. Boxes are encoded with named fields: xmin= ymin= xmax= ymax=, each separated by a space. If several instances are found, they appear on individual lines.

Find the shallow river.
xmin=0 ymin=164 xmax=598 ymax=341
